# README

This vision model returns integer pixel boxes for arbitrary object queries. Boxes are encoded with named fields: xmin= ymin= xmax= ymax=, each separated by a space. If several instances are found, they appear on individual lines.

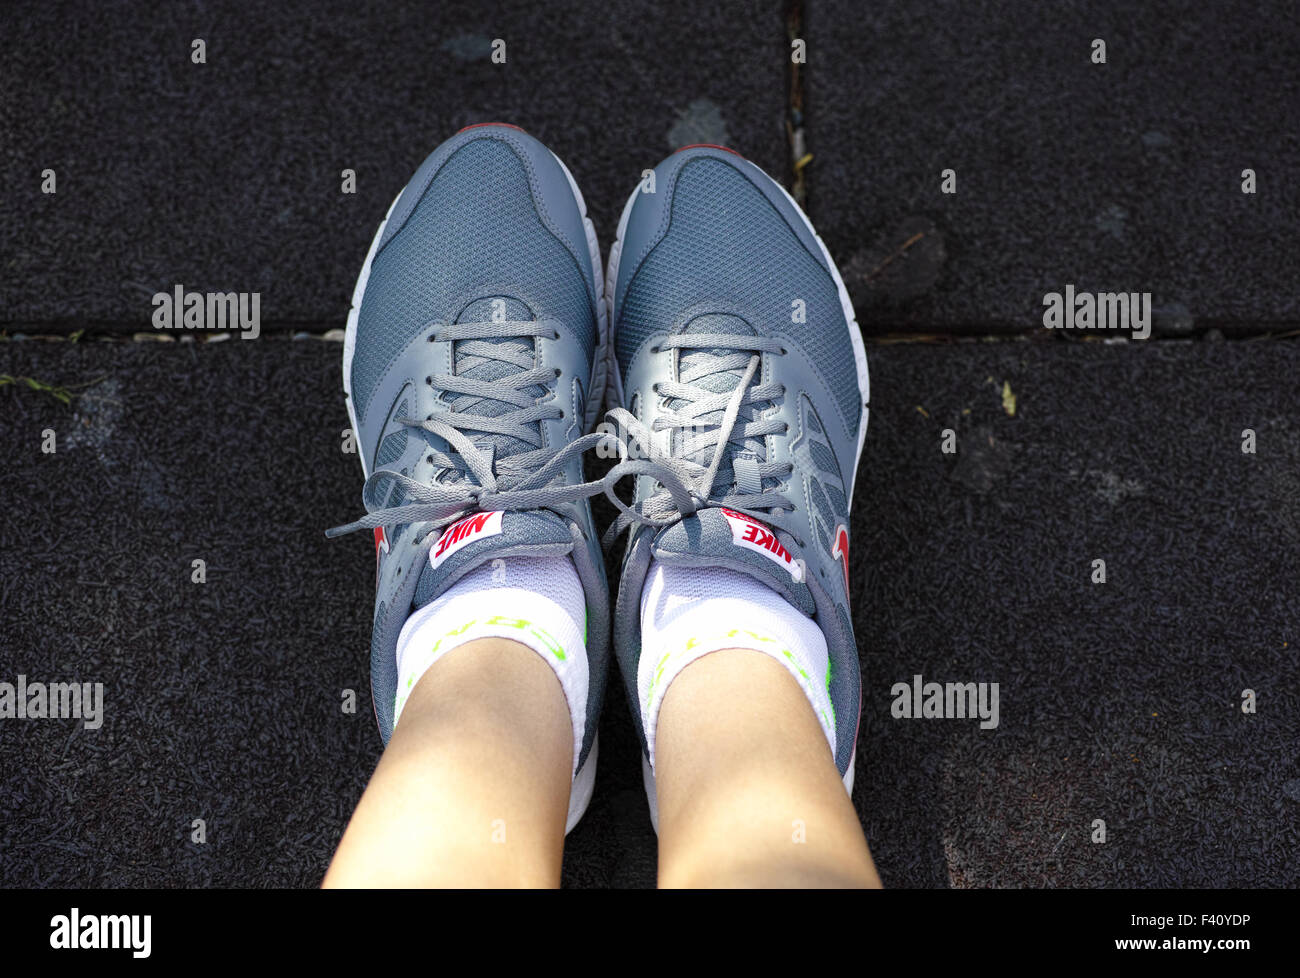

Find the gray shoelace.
xmin=328 ymin=319 xmax=611 ymax=541
xmin=600 ymin=332 xmax=801 ymax=548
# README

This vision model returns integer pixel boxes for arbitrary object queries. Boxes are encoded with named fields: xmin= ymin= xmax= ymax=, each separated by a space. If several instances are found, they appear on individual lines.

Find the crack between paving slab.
xmin=3 ymin=9 xmax=1294 ymax=347
xmin=785 ymin=0 xmax=808 ymax=207
xmin=3 ymin=326 xmax=1297 ymax=346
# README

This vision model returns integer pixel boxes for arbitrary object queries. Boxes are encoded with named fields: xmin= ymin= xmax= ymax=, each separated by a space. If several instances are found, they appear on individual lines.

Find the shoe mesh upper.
xmin=352 ymin=138 xmax=594 ymax=422
xmin=615 ymin=157 xmax=859 ymax=438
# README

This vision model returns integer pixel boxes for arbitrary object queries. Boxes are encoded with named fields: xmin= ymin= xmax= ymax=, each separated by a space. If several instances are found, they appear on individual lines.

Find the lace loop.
xmin=600 ymin=330 xmax=795 ymax=549
xmin=328 ymin=317 xmax=612 ymax=541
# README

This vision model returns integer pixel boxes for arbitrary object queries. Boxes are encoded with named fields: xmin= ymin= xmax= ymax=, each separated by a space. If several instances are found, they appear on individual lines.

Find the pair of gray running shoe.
xmin=330 ymin=123 xmax=870 ymax=830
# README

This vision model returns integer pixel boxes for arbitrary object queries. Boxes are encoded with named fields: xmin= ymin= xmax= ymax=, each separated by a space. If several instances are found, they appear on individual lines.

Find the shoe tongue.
xmin=650 ymin=508 xmax=815 ymax=616
xmin=446 ymin=295 xmax=542 ymax=472
xmin=671 ymin=314 xmax=767 ymax=488
xmin=413 ymin=509 xmax=575 ymax=608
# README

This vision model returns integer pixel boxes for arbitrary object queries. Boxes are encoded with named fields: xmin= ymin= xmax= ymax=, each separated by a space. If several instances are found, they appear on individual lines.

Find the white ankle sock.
xmin=637 ymin=559 xmax=836 ymax=769
xmin=394 ymin=555 xmax=588 ymax=775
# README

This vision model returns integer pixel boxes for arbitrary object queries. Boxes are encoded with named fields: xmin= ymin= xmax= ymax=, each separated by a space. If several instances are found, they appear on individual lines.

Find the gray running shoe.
xmin=602 ymin=144 xmax=871 ymax=827
xmin=330 ymin=123 xmax=611 ymax=831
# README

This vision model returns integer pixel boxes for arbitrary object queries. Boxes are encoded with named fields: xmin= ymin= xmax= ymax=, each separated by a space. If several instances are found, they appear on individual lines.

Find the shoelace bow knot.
xmin=599 ymin=331 xmax=800 ymax=549
xmin=329 ymin=324 xmax=801 ymax=555
xmin=327 ymin=318 xmax=611 ymax=542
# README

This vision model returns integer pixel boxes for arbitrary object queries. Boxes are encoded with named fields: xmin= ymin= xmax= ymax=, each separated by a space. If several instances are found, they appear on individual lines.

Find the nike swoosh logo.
xmin=831 ymin=524 xmax=850 ymax=596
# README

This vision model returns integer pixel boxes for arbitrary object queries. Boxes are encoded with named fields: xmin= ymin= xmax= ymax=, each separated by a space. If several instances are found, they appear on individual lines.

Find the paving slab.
xmin=0 ymin=0 xmax=790 ymax=331
xmin=804 ymin=0 xmax=1300 ymax=334
xmin=1 ymin=336 xmax=1295 ymax=887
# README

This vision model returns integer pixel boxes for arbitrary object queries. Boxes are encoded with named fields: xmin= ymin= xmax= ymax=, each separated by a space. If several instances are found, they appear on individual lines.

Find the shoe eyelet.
xmin=554 ymin=368 xmax=562 ymax=379
xmin=425 ymin=375 xmax=432 ymax=385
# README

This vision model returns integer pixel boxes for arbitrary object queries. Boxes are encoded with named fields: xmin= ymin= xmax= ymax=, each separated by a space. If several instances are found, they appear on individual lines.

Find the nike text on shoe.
xmin=602 ymin=145 xmax=870 ymax=830
xmin=328 ymin=124 xmax=612 ymax=833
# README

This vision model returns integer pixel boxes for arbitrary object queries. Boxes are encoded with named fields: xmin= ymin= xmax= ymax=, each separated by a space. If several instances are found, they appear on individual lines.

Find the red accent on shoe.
xmin=373 ymin=527 xmax=389 ymax=590
xmin=457 ymin=122 xmax=525 ymax=134
xmin=831 ymin=524 xmax=851 ymax=597
xmin=674 ymin=142 xmax=742 ymax=157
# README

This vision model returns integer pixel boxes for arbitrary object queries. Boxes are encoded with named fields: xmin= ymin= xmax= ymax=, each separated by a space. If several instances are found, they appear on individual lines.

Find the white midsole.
xmin=342 ymin=190 xmax=404 ymax=482
xmin=549 ymin=152 xmax=611 ymax=434
xmin=567 ymin=734 xmax=599 ymax=835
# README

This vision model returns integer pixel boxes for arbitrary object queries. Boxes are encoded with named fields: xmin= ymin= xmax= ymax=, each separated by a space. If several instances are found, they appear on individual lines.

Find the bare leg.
xmin=654 ymin=649 xmax=881 ymax=888
xmin=323 ymin=637 xmax=573 ymax=888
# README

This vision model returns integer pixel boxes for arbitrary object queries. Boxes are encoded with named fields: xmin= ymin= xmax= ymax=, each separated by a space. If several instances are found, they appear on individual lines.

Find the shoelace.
xmin=327 ymin=319 xmax=611 ymax=542
xmin=600 ymin=332 xmax=802 ymax=549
